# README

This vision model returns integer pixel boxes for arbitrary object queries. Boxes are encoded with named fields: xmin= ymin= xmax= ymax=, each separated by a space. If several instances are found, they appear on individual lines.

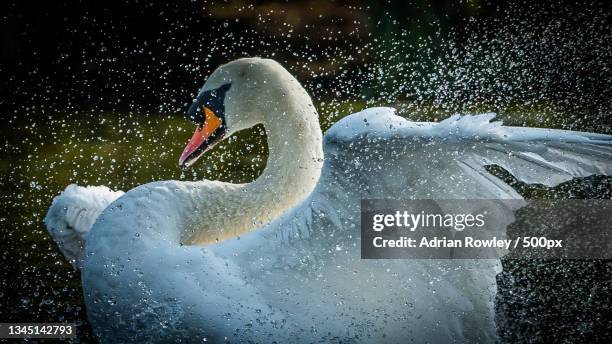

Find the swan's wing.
xmin=268 ymin=107 xmax=611 ymax=241
xmin=326 ymin=107 xmax=611 ymax=187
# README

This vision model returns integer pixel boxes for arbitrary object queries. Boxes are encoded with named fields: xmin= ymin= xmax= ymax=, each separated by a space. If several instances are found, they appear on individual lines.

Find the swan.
xmin=45 ymin=57 xmax=612 ymax=343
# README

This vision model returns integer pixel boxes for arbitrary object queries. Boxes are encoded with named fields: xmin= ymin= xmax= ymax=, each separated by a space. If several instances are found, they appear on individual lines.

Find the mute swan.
xmin=45 ymin=57 xmax=612 ymax=343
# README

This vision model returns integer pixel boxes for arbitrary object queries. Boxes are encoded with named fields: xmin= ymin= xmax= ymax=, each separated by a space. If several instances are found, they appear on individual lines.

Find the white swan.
xmin=45 ymin=57 xmax=612 ymax=343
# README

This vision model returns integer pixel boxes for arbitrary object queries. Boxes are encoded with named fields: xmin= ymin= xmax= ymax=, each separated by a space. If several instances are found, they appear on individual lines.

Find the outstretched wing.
xmin=327 ymin=107 xmax=610 ymax=188
xmin=271 ymin=107 xmax=611 ymax=241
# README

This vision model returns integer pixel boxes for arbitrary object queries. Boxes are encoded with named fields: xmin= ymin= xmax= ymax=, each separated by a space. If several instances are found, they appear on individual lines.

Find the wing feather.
xmin=274 ymin=108 xmax=611 ymax=240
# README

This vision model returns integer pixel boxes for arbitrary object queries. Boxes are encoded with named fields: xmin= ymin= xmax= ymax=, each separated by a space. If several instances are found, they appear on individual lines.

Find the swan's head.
xmin=179 ymin=57 xmax=293 ymax=168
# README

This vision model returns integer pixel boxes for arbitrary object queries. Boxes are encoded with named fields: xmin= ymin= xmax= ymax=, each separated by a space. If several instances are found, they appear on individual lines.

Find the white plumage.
xmin=44 ymin=185 xmax=123 ymax=269
xmin=45 ymin=58 xmax=612 ymax=343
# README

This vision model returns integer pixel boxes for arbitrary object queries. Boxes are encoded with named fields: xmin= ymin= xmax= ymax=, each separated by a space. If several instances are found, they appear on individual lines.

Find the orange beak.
xmin=179 ymin=107 xmax=223 ymax=168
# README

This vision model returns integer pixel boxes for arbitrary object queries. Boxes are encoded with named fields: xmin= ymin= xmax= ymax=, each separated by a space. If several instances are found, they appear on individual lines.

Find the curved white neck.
xmin=181 ymin=88 xmax=323 ymax=245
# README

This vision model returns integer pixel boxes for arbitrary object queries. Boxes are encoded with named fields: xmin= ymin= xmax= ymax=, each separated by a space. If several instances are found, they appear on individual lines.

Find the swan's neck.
xmin=182 ymin=91 xmax=323 ymax=245
xmin=248 ymin=99 xmax=323 ymax=205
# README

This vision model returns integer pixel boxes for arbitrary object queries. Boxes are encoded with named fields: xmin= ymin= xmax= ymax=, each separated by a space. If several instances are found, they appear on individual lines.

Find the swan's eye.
xmin=185 ymin=83 xmax=231 ymax=126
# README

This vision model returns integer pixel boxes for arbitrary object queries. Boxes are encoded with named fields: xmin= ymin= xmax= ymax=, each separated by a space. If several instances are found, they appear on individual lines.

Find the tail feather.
xmin=44 ymin=184 xmax=124 ymax=269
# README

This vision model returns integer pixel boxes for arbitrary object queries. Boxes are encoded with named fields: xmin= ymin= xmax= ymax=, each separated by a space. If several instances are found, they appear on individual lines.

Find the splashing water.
xmin=1 ymin=1 xmax=610 ymax=342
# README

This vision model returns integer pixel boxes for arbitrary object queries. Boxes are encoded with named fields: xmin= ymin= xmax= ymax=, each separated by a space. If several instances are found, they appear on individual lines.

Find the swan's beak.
xmin=179 ymin=107 xmax=224 ymax=168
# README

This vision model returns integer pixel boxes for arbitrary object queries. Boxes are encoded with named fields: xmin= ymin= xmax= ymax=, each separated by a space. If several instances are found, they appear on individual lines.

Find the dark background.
xmin=1 ymin=0 xmax=611 ymax=123
xmin=1 ymin=1 xmax=611 ymax=343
